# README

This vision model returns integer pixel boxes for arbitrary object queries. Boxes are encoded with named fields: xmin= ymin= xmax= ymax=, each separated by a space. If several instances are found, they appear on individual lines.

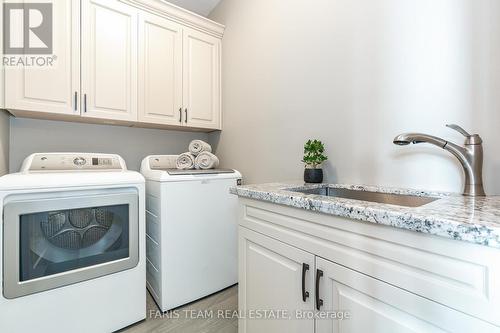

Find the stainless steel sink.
xmin=292 ymin=187 xmax=439 ymax=207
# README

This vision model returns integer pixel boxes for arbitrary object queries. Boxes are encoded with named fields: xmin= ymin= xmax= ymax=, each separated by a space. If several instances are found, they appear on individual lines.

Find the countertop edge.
xmin=230 ymin=184 xmax=500 ymax=249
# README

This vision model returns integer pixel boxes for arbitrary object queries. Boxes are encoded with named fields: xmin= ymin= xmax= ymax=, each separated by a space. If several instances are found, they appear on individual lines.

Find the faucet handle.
xmin=446 ymin=124 xmax=471 ymax=137
xmin=446 ymin=124 xmax=482 ymax=145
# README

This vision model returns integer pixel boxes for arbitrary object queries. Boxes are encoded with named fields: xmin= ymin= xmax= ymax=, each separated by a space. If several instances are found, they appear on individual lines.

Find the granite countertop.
xmin=230 ymin=181 xmax=500 ymax=249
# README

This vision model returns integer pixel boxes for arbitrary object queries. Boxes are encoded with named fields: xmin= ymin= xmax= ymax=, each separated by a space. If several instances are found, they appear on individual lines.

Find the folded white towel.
xmin=189 ymin=140 xmax=212 ymax=156
xmin=176 ymin=152 xmax=195 ymax=169
xmin=195 ymin=152 xmax=220 ymax=170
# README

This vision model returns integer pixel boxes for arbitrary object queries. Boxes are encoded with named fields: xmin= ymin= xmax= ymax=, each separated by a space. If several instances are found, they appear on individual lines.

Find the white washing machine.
xmin=141 ymin=155 xmax=242 ymax=312
xmin=0 ymin=153 xmax=146 ymax=333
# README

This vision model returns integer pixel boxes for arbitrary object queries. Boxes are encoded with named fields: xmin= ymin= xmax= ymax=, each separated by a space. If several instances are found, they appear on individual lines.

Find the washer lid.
xmin=140 ymin=155 xmax=241 ymax=182
xmin=165 ymin=169 xmax=235 ymax=176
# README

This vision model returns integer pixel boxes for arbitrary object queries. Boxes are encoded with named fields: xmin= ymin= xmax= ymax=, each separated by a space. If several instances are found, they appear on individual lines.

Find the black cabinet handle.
xmin=302 ymin=263 xmax=310 ymax=302
xmin=179 ymin=107 xmax=182 ymax=123
xmin=184 ymin=108 xmax=188 ymax=123
xmin=83 ymin=94 xmax=87 ymax=113
xmin=315 ymin=269 xmax=323 ymax=310
xmin=74 ymin=91 xmax=77 ymax=111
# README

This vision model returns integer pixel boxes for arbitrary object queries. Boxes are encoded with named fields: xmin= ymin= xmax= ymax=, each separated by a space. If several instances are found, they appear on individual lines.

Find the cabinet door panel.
xmin=5 ymin=0 xmax=80 ymax=115
xmin=183 ymin=28 xmax=221 ymax=129
xmin=138 ymin=13 xmax=182 ymax=125
xmin=81 ymin=0 xmax=137 ymax=121
xmin=239 ymin=227 xmax=314 ymax=333
xmin=0 ymin=1 xmax=3 ymax=109
xmin=315 ymin=257 xmax=498 ymax=333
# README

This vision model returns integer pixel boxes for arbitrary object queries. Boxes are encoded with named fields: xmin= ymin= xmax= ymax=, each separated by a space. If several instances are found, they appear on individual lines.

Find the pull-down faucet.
xmin=393 ymin=124 xmax=485 ymax=196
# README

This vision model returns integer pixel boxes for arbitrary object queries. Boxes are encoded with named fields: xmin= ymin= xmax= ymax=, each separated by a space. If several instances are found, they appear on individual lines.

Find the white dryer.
xmin=141 ymin=155 xmax=242 ymax=312
xmin=0 ymin=153 xmax=146 ymax=333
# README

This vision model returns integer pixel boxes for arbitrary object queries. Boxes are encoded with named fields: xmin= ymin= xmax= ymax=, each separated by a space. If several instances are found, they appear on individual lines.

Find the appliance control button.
xmin=73 ymin=157 xmax=87 ymax=166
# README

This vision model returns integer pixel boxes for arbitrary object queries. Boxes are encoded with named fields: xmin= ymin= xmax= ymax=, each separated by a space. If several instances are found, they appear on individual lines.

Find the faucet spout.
xmin=393 ymin=133 xmax=447 ymax=148
xmin=393 ymin=125 xmax=485 ymax=196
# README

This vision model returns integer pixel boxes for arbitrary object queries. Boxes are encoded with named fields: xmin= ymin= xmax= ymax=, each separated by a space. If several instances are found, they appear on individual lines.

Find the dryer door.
xmin=3 ymin=188 xmax=139 ymax=299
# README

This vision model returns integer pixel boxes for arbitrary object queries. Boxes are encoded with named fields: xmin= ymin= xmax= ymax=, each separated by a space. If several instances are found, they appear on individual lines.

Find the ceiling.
xmin=166 ymin=0 xmax=221 ymax=17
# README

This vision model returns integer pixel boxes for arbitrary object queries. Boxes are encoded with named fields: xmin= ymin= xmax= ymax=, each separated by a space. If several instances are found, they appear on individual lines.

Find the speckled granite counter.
xmin=230 ymin=182 xmax=500 ymax=249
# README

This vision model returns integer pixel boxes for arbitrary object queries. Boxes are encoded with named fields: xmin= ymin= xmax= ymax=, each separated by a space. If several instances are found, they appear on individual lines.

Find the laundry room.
xmin=1 ymin=0 xmax=500 ymax=333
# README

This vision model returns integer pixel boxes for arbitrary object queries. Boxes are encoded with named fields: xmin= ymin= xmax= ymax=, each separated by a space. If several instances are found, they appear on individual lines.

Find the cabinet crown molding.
xmin=120 ymin=0 xmax=225 ymax=38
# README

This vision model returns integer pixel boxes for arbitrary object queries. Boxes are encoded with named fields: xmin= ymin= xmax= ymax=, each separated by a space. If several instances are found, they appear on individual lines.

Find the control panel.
xmin=149 ymin=155 xmax=178 ymax=170
xmin=23 ymin=153 xmax=125 ymax=172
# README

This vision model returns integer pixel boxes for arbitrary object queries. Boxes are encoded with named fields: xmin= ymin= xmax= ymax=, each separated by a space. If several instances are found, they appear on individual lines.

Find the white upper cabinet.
xmin=138 ymin=12 xmax=183 ymax=126
xmin=3 ymin=0 xmax=225 ymax=131
xmin=183 ymin=28 xmax=221 ymax=130
xmin=81 ymin=0 xmax=138 ymax=121
xmin=0 ymin=2 xmax=4 ymax=109
xmin=4 ymin=0 xmax=80 ymax=115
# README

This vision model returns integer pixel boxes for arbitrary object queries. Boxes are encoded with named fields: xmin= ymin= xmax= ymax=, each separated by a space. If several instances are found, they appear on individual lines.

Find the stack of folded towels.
xmin=176 ymin=140 xmax=220 ymax=170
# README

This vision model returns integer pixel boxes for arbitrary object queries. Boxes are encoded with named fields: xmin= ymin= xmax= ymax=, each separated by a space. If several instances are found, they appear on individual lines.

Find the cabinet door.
xmin=0 ymin=1 xmax=4 ymax=109
xmin=239 ymin=227 xmax=314 ymax=333
xmin=315 ymin=257 xmax=498 ymax=333
xmin=183 ymin=27 xmax=221 ymax=130
xmin=81 ymin=0 xmax=138 ymax=121
xmin=4 ymin=0 xmax=80 ymax=115
xmin=138 ymin=12 xmax=183 ymax=126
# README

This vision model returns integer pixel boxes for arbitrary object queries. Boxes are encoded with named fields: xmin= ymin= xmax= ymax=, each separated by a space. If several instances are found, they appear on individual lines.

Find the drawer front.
xmin=239 ymin=199 xmax=500 ymax=326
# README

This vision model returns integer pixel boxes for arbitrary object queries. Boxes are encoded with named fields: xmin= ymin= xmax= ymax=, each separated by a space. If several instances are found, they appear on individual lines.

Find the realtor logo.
xmin=3 ymin=3 xmax=53 ymax=54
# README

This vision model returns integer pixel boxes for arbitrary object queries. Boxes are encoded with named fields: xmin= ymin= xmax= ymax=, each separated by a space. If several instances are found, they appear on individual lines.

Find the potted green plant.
xmin=302 ymin=139 xmax=328 ymax=183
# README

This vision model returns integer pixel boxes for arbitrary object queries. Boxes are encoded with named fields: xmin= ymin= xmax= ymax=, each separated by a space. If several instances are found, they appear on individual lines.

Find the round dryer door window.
xmin=19 ymin=204 xmax=130 ymax=282
xmin=2 ymin=190 xmax=139 ymax=299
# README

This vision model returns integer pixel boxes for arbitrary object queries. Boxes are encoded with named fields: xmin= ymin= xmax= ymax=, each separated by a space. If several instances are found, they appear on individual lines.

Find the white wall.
xmin=209 ymin=0 xmax=500 ymax=194
xmin=0 ymin=110 xmax=9 ymax=176
xmin=9 ymin=118 xmax=208 ymax=172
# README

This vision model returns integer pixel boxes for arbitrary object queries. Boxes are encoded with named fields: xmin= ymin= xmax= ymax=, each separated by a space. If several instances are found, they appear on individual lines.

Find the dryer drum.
xmin=39 ymin=208 xmax=116 ymax=251
xmin=41 ymin=212 xmax=66 ymax=238
xmin=69 ymin=209 xmax=93 ymax=228
xmin=95 ymin=208 xmax=114 ymax=228
xmin=82 ymin=226 xmax=109 ymax=247
xmin=51 ymin=230 xmax=82 ymax=250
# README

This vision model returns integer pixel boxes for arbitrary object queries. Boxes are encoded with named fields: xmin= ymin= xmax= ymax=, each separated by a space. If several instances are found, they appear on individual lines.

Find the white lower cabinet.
xmin=315 ymin=257 xmax=495 ymax=333
xmin=239 ymin=220 xmax=500 ymax=333
xmin=239 ymin=227 xmax=314 ymax=333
